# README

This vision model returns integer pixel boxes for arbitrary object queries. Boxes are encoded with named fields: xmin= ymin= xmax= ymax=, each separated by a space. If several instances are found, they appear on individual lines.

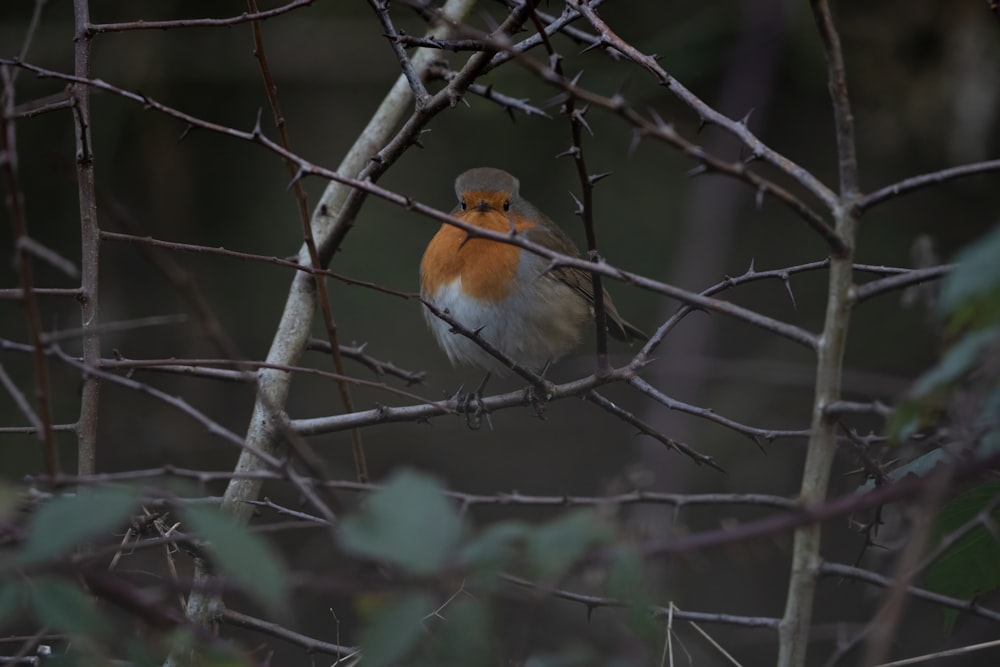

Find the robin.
xmin=420 ymin=167 xmax=646 ymax=373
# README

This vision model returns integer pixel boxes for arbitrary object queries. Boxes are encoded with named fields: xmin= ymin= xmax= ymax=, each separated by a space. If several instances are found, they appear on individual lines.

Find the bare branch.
xmin=86 ymin=0 xmax=314 ymax=35
xmin=858 ymin=159 xmax=1000 ymax=212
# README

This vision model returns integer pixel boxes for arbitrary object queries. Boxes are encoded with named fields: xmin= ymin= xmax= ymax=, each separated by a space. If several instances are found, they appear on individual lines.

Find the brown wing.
xmin=521 ymin=214 xmax=647 ymax=343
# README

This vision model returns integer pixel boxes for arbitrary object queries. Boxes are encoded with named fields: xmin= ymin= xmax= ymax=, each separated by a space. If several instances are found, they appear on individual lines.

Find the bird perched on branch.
xmin=420 ymin=167 xmax=646 ymax=374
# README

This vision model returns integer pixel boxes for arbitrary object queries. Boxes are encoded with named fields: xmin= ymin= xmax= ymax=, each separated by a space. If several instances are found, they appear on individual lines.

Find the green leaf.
xmin=419 ymin=598 xmax=493 ymax=666
xmin=458 ymin=521 xmax=528 ymax=568
xmin=182 ymin=504 xmax=289 ymax=616
xmin=924 ymin=482 xmax=1000 ymax=631
xmin=607 ymin=546 xmax=661 ymax=649
xmin=338 ymin=470 xmax=463 ymax=575
xmin=525 ymin=510 xmax=611 ymax=580
xmin=912 ymin=327 xmax=997 ymax=398
xmin=30 ymin=578 xmax=109 ymax=637
xmin=20 ymin=486 xmax=140 ymax=564
xmin=939 ymin=224 xmax=1000 ymax=319
xmin=359 ymin=593 xmax=435 ymax=667
xmin=859 ymin=447 xmax=953 ymax=492
xmin=459 ymin=521 xmax=529 ymax=591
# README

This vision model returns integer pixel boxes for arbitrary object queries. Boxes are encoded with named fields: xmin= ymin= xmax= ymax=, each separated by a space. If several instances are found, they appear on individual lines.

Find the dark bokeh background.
xmin=2 ymin=0 xmax=999 ymax=664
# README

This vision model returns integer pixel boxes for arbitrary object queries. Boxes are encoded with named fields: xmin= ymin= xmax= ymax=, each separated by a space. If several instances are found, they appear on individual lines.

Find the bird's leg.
xmin=461 ymin=371 xmax=493 ymax=431
xmin=525 ymin=361 xmax=552 ymax=420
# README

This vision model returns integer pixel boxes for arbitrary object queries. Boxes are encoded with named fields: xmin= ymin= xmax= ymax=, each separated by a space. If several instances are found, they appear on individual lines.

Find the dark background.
xmin=2 ymin=0 xmax=999 ymax=664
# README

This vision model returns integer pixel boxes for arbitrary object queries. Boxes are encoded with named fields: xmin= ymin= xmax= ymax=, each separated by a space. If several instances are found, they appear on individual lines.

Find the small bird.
xmin=420 ymin=167 xmax=646 ymax=373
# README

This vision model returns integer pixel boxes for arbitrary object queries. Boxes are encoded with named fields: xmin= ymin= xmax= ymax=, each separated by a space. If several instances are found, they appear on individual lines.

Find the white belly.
xmin=422 ymin=276 xmax=589 ymax=373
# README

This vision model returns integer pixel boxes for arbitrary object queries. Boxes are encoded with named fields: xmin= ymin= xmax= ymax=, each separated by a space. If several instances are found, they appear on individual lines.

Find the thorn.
xmin=177 ymin=123 xmax=194 ymax=144
xmin=555 ymin=146 xmax=580 ymax=159
xmin=569 ymin=191 xmax=584 ymax=215
xmin=686 ymin=164 xmax=708 ymax=178
xmin=648 ymin=107 xmax=669 ymax=131
xmin=627 ymin=129 xmax=643 ymax=156
xmin=697 ymin=116 xmax=707 ymax=133
xmin=614 ymin=77 xmax=630 ymax=100
xmin=579 ymin=38 xmax=605 ymax=55
xmin=569 ymin=70 xmax=584 ymax=87
xmin=541 ymin=92 xmax=570 ymax=110
xmin=588 ymin=171 xmax=613 ymax=185
xmin=549 ymin=53 xmax=563 ymax=71
xmin=783 ymin=275 xmax=797 ymax=310
xmin=755 ymin=187 xmax=765 ymax=209
xmin=739 ymin=107 xmax=755 ymax=127
xmin=252 ymin=108 xmax=264 ymax=136
xmin=286 ymin=167 xmax=306 ymax=191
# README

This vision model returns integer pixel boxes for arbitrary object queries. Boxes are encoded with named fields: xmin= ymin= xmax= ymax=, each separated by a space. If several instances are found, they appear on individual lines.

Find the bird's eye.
xmin=460 ymin=198 xmax=467 ymax=211
xmin=503 ymin=199 xmax=510 ymax=212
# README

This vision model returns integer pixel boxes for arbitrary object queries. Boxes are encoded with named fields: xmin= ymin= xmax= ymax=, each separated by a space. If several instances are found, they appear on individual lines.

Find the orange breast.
xmin=421 ymin=210 xmax=535 ymax=302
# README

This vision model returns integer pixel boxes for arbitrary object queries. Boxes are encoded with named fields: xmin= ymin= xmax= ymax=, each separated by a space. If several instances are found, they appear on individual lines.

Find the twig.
xmin=585 ymin=390 xmax=724 ymax=471
xmin=820 ymin=562 xmax=1000 ymax=623
xmin=73 ymin=0 xmax=100 ymax=480
xmin=0 ymin=65 xmax=59 ymax=481
xmin=369 ymin=0 xmax=430 ymax=106
xmin=99 ymin=230 xmax=414 ymax=300
xmin=48 ymin=345 xmax=284 ymax=468
xmin=0 ymin=364 xmax=44 ymax=434
xmin=221 ymin=608 xmax=357 ymax=658
xmin=630 ymin=377 xmax=810 ymax=444
xmin=857 ymin=159 xmax=1000 ymax=211
xmin=500 ymin=573 xmax=780 ymax=629
xmin=86 ymin=0 xmax=314 ymax=35
xmin=870 ymin=638 xmax=1000 ymax=667
xmin=307 ymin=340 xmax=426 ymax=385
xmin=96 ymin=356 xmax=442 ymax=409
xmin=855 ymin=265 xmax=951 ymax=303
xmin=26 ymin=468 xmax=800 ymax=511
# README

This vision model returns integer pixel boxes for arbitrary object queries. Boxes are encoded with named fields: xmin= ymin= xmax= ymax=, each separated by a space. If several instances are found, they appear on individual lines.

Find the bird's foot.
xmin=525 ymin=362 xmax=552 ymax=420
xmin=457 ymin=372 xmax=493 ymax=431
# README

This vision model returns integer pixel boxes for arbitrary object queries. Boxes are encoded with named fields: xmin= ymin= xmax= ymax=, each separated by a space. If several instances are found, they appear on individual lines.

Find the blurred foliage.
xmin=343 ymin=471 xmax=647 ymax=665
xmin=924 ymin=482 xmax=1000 ymax=632
xmin=0 ymin=485 xmax=283 ymax=666
xmin=883 ymin=225 xmax=1000 ymax=631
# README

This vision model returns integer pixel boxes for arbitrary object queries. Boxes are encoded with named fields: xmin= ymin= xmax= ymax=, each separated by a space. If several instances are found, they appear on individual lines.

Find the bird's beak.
xmin=472 ymin=200 xmax=492 ymax=212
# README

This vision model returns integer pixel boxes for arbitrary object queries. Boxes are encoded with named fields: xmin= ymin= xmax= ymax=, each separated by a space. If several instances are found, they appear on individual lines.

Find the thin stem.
xmin=73 ymin=0 xmax=100 ymax=479
xmin=246 ymin=0 xmax=368 ymax=483
xmin=0 ymin=67 xmax=59 ymax=480
xmin=778 ymin=2 xmax=859 ymax=665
